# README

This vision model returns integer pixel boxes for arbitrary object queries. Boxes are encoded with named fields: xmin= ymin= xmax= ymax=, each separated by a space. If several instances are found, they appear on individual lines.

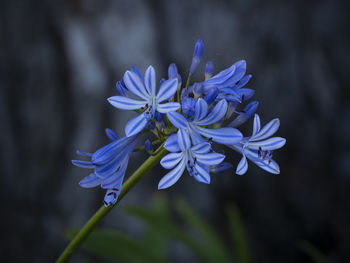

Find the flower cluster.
xmin=73 ymin=39 xmax=286 ymax=206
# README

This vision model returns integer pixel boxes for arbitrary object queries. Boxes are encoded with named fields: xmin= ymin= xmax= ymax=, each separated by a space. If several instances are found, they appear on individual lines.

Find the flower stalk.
xmin=56 ymin=145 xmax=168 ymax=263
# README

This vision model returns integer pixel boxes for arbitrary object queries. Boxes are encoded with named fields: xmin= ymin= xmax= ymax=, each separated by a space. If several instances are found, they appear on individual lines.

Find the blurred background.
xmin=1 ymin=0 xmax=349 ymax=262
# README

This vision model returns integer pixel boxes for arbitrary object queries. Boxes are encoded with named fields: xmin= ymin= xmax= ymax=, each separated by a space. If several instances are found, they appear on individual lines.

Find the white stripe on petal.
xmin=108 ymin=96 xmax=146 ymax=110
xmin=160 ymin=152 xmax=183 ymax=169
xmin=167 ymin=111 xmax=189 ymax=129
xmin=177 ymin=128 xmax=191 ymax=151
xmin=194 ymin=99 xmax=227 ymax=126
xmin=157 ymin=78 xmax=178 ymax=102
xmin=125 ymin=114 xmax=148 ymax=137
xmin=144 ymin=66 xmax=156 ymax=97
xmin=157 ymin=102 xmax=180 ymax=113
xmin=250 ymin=118 xmax=280 ymax=141
xmin=158 ymin=158 xmax=186 ymax=189
xmin=193 ymin=98 xmax=208 ymax=122
xmin=236 ymin=155 xmax=248 ymax=175
xmin=123 ymin=70 xmax=149 ymax=100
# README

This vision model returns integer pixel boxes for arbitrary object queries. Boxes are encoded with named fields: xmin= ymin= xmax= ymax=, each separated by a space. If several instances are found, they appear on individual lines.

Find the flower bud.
xmin=189 ymin=39 xmax=204 ymax=75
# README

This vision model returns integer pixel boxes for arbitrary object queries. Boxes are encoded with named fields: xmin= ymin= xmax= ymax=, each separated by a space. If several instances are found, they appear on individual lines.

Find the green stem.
xmin=185 ymin=74 xmax=192 ymax=90
xmin=56 ymin=145 xmax=168 ymax=263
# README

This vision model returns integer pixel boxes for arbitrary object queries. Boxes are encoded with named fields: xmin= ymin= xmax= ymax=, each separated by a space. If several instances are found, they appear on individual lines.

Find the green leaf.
xmin=174 ymin=198 xmax=233 ymax=263
xmin=143 ymin=196 xmax=170 ymax=258
xmin=66 ymin=228 xmax=167 ymax=263
xmin=226 ymin=204 xmax=252 ymax=263
xmin=299 ymin=240 xmax=329 ymax=263
xmin=124 ymin=205 xmax=212 ymax=263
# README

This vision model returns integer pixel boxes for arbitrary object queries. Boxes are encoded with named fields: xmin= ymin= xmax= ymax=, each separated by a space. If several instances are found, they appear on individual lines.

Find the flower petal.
xmin=108 ymin=96 xmax=146 ymax=110
xmin=157 ymin=102 xmax=180 ymax=113
xmin=105 ymin=128 xmax=120 ymax=141
xmin=167 ymin=111 xmax=189 ymax=129
xmin=164 ymin=134 xmax=180 ymax=152
xmin=254 ymin=159 xmax=280 ymax=174
xmin=79 ymin=173 xmax=103 ymax=188
xmin=177 ymin=128 xmax=191 ymax=151
xmin=194 ymin=126 xmax=242 ymax=145
xmin=204 ymin=64 xmax=236 ymax=88
xmin=160 ymin=152 xmax=183 ymax=169
xmin=191 ymin=142 xmax=211 ymax=154
xmin=193 ymin=98 xmax=208 ymax=122
xmin=125 ymin=114 xmax=148 ymax=137
xmin=229 ymin=101 xmax=258 ymax=128
xmin=156 ymin=78 xmax=178 ymax=102
xmin=92 ymin=137 xmax=132 ymax=165
xmin=76 ymin=150 xmax=92 ymax=157
xmin=144 ymin=66 xmax=156 ymax=97
xmin=158 ymin=158 xmax=186 ymax=189
xmin=233 ymin=74 xmax=252 ymax=90
xmin=210 ymin=162 xmax=233 ymax=173
xmin=195 ymin=152 xmax=225 ymax=166
xmin=221 ymin=60 xmax=246 ymax=87
xmin=250 ymin=118 xmax=280 ymax=141
xmin=252 ymin=114 xmax=261 ymax=136
xmin=72 ymin=160 xmax=94 ymax=169
xmin=236 ymin=155 xmax=248 ymax=175
xmin=236 ymin=88 xmax=255 ymax=102
xmin=248 ymin=137 xmax=286 ymax=150
xmin=101 ymin=159 xmax=128 ymax=189
xmin=193 ymin=164 xmax=210 ymax=184
xmin=123 ymin=70 xmax=149 ymax=100
xmin=194 ymin=99 xmax=227 ymax=126
xmin=189 ymin=129 xmax=206 ymax=145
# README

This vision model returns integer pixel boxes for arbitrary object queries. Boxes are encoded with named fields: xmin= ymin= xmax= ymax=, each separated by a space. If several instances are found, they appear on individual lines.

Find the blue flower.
xmin=168 ymin=98 xmax=243 ymax=145
xmin=159 ymin=129 xmax=225 ymax=189
xmin=229 ymin=114 xmax=286 ymax=175
xmin=190 ymin=39 xmax=204 ymax=75
xmin=72 ymin=129 xmax=139 ymax=206
xmin=229 ymin=101 xmax=259 ymax=128
xmin=108 ymin=66 xmax=180 ymax=136
xmin=201 ymin=60 xmax=254 ymax=104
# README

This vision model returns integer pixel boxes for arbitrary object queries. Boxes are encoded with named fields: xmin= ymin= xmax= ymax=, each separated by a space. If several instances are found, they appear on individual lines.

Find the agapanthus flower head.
xmin=108 ymin=66 xmax=180 ymax=136
xmin=72 ymin=129 xmax=139 ymax=206
xmin=73 ymin=39 xmax=286 ymax=205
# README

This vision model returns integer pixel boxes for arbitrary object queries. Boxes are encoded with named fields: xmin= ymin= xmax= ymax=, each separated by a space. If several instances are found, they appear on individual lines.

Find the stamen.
xmin=262 ymin=151 xmax=267 ymax=159
xmin=103 ymin=201 xmax=108 ymax=206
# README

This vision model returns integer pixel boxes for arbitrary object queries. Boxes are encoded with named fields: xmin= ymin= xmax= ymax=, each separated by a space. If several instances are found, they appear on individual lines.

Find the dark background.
xmin=1 ymin=0 xmax=349 ymax=262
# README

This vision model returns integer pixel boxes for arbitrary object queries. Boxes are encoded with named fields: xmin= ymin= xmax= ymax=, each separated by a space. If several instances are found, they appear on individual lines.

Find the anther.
xmin=262 ymin=151 xmax=267 ymax=159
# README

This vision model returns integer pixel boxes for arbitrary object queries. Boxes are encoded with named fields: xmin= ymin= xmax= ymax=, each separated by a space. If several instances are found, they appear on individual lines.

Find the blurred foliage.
xmin=67 ymin=196 xmax=329 ymax=263
xmin=299 ymin=241 xmax=329 ymax=263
